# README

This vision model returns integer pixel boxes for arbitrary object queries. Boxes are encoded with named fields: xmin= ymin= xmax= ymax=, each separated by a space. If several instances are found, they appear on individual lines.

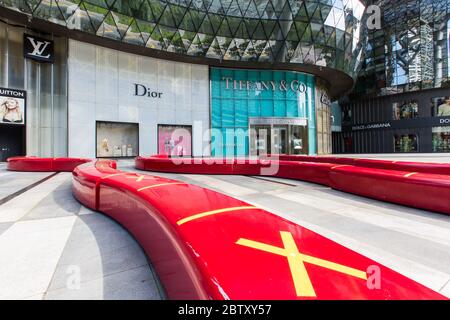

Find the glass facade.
xmin=0 ymin=21 xmax=68 ymax=157
xmin=356 ymin=0 xmax=450 ymax=96
xmin=335 ymin=1 xmax=450 ymax=155
xmin=210 ymin=67 xmax=316 ymax=156
xmin=0 ymin=0 xmax=367 ymax=79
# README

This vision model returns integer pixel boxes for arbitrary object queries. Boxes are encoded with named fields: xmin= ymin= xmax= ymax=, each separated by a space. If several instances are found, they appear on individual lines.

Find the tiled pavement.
xmin=0 ymin=163 xmax=163 ymax=300
xmin=2 ymin=158 xmax=450 ymax=299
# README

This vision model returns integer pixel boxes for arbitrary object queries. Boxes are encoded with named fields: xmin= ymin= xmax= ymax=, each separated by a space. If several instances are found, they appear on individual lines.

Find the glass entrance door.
xmin=250 ymin=125 xmax=271 ymax=156
xmin=273 ymin=125 xmax=288 ymax=154
xmin=250 ymin=122 xmax=309 ymax=156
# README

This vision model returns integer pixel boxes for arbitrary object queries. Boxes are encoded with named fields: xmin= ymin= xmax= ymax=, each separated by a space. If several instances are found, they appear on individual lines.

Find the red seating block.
xmin=7 ymin=156 xmax=90 ymax=172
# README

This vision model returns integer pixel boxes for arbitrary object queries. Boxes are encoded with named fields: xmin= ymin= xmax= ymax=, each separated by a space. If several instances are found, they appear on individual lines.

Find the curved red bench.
xmin=72 ymin=159 xmax=445 ymax=300
xmin=7 ymin=156 xmax=91 ymax=172
xmin=136 ymin=156 xmax=450 ymax=215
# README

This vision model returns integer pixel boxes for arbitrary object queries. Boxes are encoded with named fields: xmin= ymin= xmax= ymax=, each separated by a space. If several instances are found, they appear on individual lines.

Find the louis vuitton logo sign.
xmin=23 ymin=34 xmax=54 ymax=63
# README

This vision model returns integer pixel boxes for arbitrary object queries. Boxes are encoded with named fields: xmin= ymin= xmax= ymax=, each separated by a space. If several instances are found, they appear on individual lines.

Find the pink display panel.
xmin=158 ymin=125 xmax=192 ymax=157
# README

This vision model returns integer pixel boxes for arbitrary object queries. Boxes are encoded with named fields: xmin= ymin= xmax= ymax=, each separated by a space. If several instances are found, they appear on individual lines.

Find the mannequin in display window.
xmin=175 ymin=135 xmax=185 ymax=156
xmin=101 ymin=138 xmax=110 ymax=153
xmin=438 ymin=98 xmax=450 ymax=117
xmin=0 ymin=98 xmax=23 ymax=123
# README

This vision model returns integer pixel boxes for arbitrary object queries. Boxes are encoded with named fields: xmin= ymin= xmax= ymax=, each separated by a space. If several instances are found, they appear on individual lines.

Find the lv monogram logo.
xmin=26 ymin=36 xmax=51 ymax=58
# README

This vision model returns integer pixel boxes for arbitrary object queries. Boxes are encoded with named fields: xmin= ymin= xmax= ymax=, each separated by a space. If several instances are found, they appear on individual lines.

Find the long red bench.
xmin=329 ymin=166 xmax=450 ymax=214
xmin=136 ymin=156 xmax=450 ymax=215
xmin=72 ymin=159 xmax=445 ymax=300
xmin=276 ymin=155 xmax=450 ymax=175
xmin=7 ymin=156 xmax=91 ymax=172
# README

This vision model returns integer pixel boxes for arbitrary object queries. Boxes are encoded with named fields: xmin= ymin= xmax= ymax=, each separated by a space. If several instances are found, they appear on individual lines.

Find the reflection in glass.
xmin=0 ymin=0 xmax=367 ymax=79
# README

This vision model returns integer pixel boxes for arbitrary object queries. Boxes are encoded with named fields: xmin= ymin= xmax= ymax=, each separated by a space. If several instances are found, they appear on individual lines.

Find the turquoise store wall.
xmin=210 ymin=67 xmax=316 ymax=156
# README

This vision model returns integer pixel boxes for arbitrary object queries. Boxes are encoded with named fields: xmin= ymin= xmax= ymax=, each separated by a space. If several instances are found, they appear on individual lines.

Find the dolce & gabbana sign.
xmin=352 ymin=123 xmax=392 ymax=131
xmin=222 ymin=77 xmax=308 ymax=93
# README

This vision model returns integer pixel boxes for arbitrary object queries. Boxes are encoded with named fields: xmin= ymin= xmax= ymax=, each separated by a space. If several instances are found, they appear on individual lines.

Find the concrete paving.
xmin=0 ymin=164 xmax=163 ymax=300
xmin=120 ymin=160 xmax=450 ymax=298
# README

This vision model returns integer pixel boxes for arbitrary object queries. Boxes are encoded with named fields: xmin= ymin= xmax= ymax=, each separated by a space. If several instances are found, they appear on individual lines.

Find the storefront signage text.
xmin=222 ymin=77 xmax=308 ymax=93
xmin=249 ymin=117 xmax=308 ymax=126
xmin=134 ymin=83 xmax=163 ymax=98
xmin=0 ymin=87 xmax=26 ymax=125
xmin=352 ymin=123 xmax=392 ymax=131
xmin=23 ymin=34 xmax=54 ymax=63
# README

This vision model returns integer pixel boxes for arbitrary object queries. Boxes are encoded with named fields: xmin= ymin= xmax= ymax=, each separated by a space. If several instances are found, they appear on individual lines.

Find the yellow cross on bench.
xmin=236 ymin=231 xmax=368 ymax=298
xmin=125 ymin=174 xmax=152 ymax=182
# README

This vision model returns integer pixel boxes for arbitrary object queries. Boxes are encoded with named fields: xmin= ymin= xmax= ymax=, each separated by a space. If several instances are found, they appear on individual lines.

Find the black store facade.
xmin=333 ymin=87 xmax=450 ymax=154
xmin=0 ymin=18 xmax=67 ymax=162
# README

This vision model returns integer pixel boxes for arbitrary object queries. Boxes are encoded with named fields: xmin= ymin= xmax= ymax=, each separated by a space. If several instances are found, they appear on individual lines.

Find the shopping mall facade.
xmin=0 ymin=0 xmax=367 ymax=160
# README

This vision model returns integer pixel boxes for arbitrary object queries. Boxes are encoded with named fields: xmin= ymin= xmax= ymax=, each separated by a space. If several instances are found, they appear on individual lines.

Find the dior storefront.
xmin=68 ymin=40 xmax=210 ymax=158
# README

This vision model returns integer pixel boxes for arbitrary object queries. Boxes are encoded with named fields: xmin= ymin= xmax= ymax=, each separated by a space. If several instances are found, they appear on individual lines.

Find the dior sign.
xmin=23 ymin=34 xmax=54 ymax=63
xmin=134 ymin=83 xmax=163 ymax=98
xmin=222 ymin=77 xmax=307 ymax=93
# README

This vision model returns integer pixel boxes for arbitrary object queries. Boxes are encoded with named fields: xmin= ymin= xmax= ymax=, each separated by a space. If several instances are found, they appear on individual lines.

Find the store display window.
xmin=432 ymin=127 xmax=450 ymax=152
xmin=158 ymin=125 xmax=192 ymax=157
xmin=431 ymin=97 xmax=450 ymax=117
xmin=393 ymin=100 xmax=419 ymax=120
xmin=96 ymin=121 xmax=139 ymax=158
xmin=394 ymin=134 xmax=418 ymax=152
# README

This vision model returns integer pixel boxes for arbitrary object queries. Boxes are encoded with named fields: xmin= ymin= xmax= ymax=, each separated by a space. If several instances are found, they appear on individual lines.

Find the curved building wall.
xmin=0 ymin=0 xmax=368 ymax=82
xmin=0 ymin=1 xmax=365 ymax=158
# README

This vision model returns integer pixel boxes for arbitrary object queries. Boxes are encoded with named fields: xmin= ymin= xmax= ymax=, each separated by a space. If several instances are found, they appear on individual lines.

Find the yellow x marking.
xmin=236 ymin=231 xmax=367 ymax=298
xmin=177 ymin=206 xmax=257 ymax=226
xmin=137 ymin=182 xmax=186 ymax=192
xmin=125 ymin=174 xmax=153 ymax=182
xmin=101 ymin=173 xmax=126 ymax=180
